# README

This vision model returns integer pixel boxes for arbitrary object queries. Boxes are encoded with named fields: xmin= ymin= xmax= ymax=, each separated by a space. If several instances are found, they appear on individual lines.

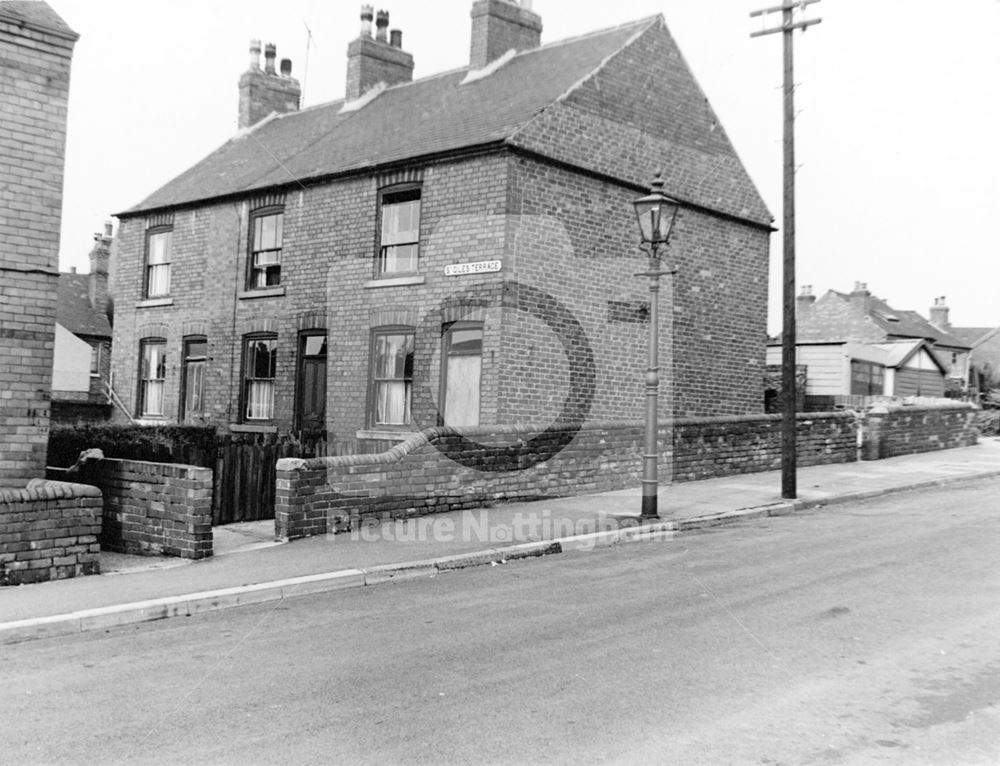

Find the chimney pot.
xmin=361 ymin=4 xmax=374 ymax=37
xmin=104 ymin=221 xmax=113 ymax=238
xmin=249 ymin=39 xmax=262 ymax=70
xmin=375 ymin=9 xmax=389 ymax=42
xmin=239 ymin=40 xmax=301 ymax=128
xmin=346 ymin=8 xmax=414 ymax=100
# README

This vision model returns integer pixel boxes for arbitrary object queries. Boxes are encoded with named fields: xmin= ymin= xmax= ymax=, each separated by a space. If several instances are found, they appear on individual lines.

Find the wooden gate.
xmin=212 ymin=432 xmax=328 ymax=525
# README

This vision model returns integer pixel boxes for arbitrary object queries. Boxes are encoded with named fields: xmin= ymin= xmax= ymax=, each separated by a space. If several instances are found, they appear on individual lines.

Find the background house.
xmin=929 ymin=296 xmax=1000 ymax=395
xmin=110 ymin=1 xmax=772 ymax=453
xmin=51 ymin=225 xmax=114 ymax=425
xmin=0 ymin=1 xmax=77 ymax=484
xmin=766 ymin=283 xmax=973 ymax=409
xmin=766 ymin=339 xmax=947 ymax=408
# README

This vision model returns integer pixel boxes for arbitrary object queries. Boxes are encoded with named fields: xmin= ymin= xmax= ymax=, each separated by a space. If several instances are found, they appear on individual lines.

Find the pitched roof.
xmin=830 ymin=291 xmax=972 ymax=350
xmin=950 ymin=326 xmax=998 ymax=347
xmin=874 ymin=339 xmax=946 ymax=372
xmin=0 ymin=1 xmax=77 ymax=39
xmin=122 ymin=16 xmax=770 ymax=227
xmin=57 ymin=273 xmax=111 ymax=338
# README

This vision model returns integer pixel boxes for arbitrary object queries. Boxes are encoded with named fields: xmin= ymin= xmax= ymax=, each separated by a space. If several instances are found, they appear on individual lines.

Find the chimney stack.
xmin=470 ymin=0 xmax=542 ymax=70
xmin=346 ymin=6 xmax=414 ymax=101
xmin=848 ymin=281 xmax=871 ymax=312
xmin=238 ymin=39 xmax=301 ymax=129
xmin=796 ymin=284 xmax=816 ymax=317
xmin=88 ymin=221 xmax=112 ymax=317
xmin=929 ymin=296 xmax=950 ymax=329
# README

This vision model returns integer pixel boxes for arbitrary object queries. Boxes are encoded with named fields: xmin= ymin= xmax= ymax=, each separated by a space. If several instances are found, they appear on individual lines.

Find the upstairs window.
xmin=145 ymin=228 xmax=172 ymax=298
xmin=249 ymin=209 xmax=284 ymax=288
xmin=370 ymin=329 xmax=414 ymax=426
xmin=243 ymin=335 xmax=277 ymax=421
xmin=378 ymin=187 xmax=421 ymax=276
xmin=138 ymin=339 xmax=166 ymax=417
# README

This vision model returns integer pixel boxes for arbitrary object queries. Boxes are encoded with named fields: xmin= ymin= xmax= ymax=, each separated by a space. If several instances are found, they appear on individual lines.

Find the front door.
xmin=296 ymin=333 xmax=327 ymax=434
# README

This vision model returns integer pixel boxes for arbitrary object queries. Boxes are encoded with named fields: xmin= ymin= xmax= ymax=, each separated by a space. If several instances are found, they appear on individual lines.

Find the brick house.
xmin=925 ymin=296 xmax=999 ymax=394
xmin=0 ymin=1 xmax=77 ymax=485
xmin=110 ymin=1 xmax=772 ymax=452
xmin=767 ymin=283 xmax=972 ymax=406
xmin=51 ymin=224 xmax=114 ymax=426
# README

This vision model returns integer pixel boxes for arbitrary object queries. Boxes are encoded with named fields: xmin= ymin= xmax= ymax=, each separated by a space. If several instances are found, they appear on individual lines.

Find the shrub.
xmin=48 ymin=424 xmax=218 ymax=468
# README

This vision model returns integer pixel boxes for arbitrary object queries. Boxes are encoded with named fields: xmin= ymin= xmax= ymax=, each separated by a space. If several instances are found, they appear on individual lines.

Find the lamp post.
xmin=632 ymin=173 xmax=680 ymax=521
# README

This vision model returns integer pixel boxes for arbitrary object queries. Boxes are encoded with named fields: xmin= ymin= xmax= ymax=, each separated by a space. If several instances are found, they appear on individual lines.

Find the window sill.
xmin=238 ymin=286 xmax=286 ymax=300
xmin=230 ymin=423 xmax=278 ymax=433
xmin=363 ymin=275 xmax=425 ymax=289
xmin=356 ymin=429 xmax=418 ymax=442
xmin=135 ymin=417 xmax=168 ymax=425
xmin=136 ymin=298 xmax=174 ymax=308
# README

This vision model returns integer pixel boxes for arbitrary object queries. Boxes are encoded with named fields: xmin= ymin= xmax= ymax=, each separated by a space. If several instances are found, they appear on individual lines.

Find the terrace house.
xmin=110 ymin=1 xmax=772 ymax=453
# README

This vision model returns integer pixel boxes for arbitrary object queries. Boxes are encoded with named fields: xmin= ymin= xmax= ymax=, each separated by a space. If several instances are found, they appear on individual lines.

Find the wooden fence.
xmin=212 ymin=432 xmax=331 ymax=524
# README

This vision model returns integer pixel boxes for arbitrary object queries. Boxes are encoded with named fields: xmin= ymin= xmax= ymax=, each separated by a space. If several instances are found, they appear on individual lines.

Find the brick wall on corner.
xmin=48 ymin=460 xmax=213 ymax=559
xmin=0 ymin=481 xmax=101 ymax=585
xmin=275 ymin=412 xmax=859 ymax=539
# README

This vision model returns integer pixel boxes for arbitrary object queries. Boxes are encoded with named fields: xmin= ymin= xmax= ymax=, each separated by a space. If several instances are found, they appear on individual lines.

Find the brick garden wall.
xmin=48 ymin=460 xmax=213 ymax=559
xmin=0 ymin=481 xmax=100 ymax=585
xmin=862 ymin=403 xmax=977 ymax=460
xmin=0 ymin=12 xmax=77 ymax=484
xmin=672 ymin=412 xmax=857 ymax=482
xmin=275 ymin=412 xmax=858 ymax=539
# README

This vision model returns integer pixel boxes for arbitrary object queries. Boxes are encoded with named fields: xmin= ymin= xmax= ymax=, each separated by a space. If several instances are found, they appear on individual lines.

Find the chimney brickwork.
xmin=345 ymin=7 xmax=413 ymax=101
xmin=238 ymin=39 xmax=301 ymax=129
xmin=88 ymin=222 xmax=112 ymax=318
xmin=929 ymin=296 xmax=950 ymax=329
xmin=796 ymin=284 xmax=816 ymax=316
xmin=470 ymin=0 xmax=542 ymax=69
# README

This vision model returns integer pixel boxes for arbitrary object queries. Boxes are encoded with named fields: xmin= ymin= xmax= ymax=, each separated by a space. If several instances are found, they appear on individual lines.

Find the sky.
xmin=51 ymin=0 xmax=1000 ymax=333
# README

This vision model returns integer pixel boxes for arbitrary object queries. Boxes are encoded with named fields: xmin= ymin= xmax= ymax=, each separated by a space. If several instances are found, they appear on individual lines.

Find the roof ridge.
xmin=507 ymin=15 xmax=661 ymax=147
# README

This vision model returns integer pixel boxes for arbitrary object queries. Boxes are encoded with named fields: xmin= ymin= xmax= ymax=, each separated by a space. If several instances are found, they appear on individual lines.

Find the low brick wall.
xmin=48 ymin=459 xmax=213 ymax=559
xmin=673 ymin=412 xmax=857 ymax=482
xmin=862 ymin=403 xmax=977 ymax=460
xmin=0 ymin=481 xmax=101 ymax=585
xmin=275 ymin=413 xmax=858 ymax=539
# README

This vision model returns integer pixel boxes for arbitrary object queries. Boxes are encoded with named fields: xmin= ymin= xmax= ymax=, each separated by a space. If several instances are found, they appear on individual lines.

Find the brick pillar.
xmin=0 ymin=4 xmax=78 ymax=485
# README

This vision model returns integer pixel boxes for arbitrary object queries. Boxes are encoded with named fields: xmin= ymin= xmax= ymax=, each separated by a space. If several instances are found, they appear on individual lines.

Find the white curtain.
xmin=246 ymin=380 xmax=274 ymax=420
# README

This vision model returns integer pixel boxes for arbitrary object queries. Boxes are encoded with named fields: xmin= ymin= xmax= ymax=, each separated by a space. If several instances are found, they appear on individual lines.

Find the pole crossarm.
xmin=749 ymin=0 xmax=820 ymax=17
xmin=750 ymin=18 xmax=821 ymax=37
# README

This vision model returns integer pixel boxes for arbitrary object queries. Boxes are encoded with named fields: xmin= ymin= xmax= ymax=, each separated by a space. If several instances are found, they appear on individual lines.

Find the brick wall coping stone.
xmin=867 ymin=402 xmax=975 ymax=414
xmin=1 ymin=481 xmax=101 ymax=503
xmin=277 ymin=412 xmax=854 ymax=472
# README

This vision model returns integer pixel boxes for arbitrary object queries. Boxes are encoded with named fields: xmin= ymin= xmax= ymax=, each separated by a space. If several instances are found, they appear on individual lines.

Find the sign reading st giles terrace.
xmin=444 ymin=260 xmax=502 ymax=276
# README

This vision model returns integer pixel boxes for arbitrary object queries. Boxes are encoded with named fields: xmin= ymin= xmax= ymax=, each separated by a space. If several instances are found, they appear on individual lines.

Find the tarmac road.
xmin=2 ymin=477 xmax=999 ymax=765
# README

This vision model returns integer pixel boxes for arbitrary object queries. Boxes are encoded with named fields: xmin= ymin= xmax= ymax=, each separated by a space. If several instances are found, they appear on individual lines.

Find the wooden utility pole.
xmin=751 ymin=0 xmax=821 ymax=499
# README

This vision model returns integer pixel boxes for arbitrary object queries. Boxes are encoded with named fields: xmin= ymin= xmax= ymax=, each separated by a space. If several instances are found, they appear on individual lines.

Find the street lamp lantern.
xmin=633 ymin=173 xmax=679 ymax=245
xmin=632 ymin=172 xmax=680 ymax=521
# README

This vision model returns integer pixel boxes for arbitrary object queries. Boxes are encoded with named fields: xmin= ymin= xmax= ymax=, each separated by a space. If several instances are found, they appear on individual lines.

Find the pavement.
xmin=2 ymin=438 xmax=999 ymax=645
